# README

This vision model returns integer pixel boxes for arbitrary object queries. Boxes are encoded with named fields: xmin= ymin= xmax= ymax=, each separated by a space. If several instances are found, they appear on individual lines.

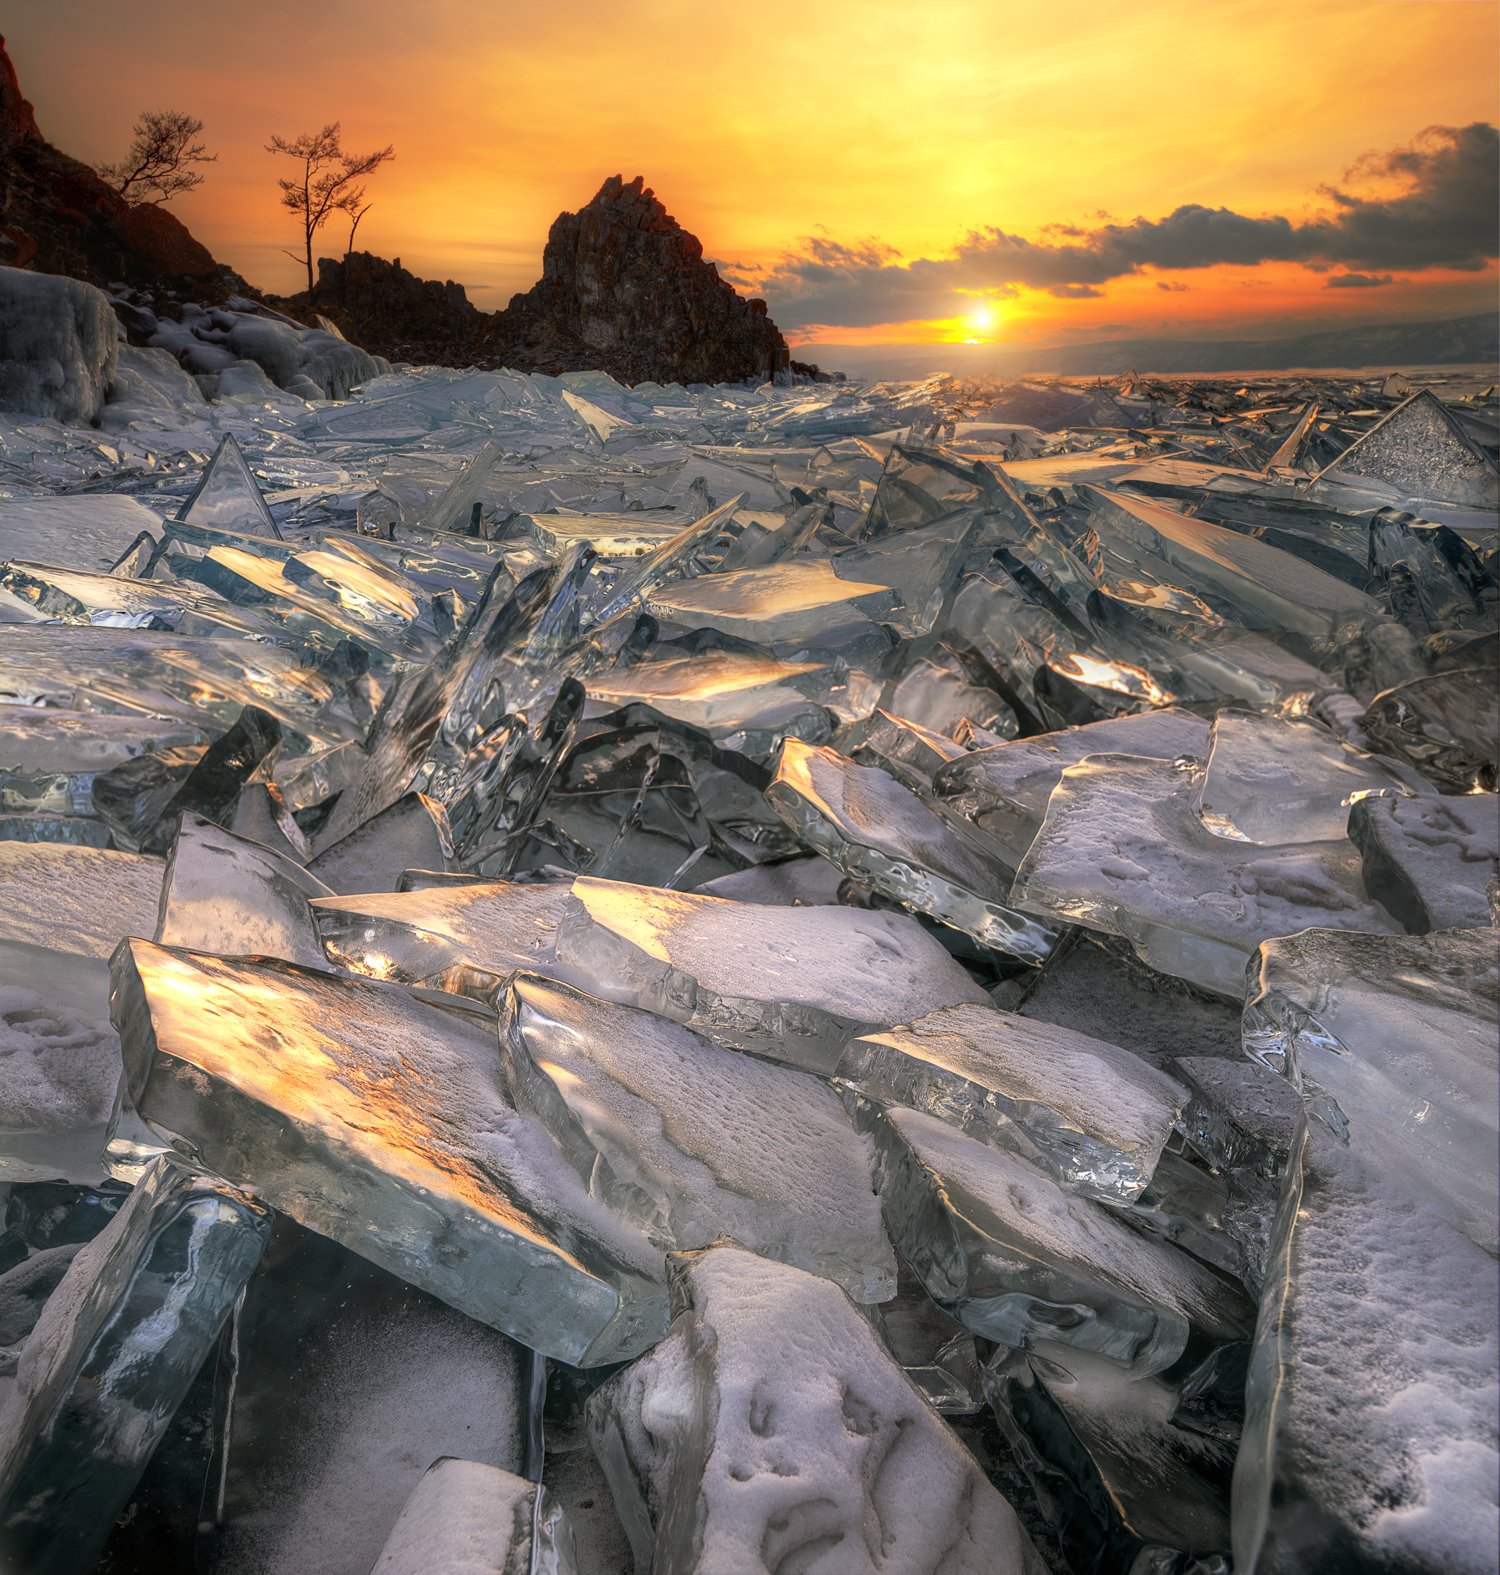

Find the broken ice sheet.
xmin=109 ymin=939 xmax=668 ymax=1363
xmin=175 ymin=431 xmax=283 ymax=540
xmin=769 ymin=737 xmax=1060 ymax=961
xmin=1010 ymin=752 xmax=1398 ymax=997
xmin=0 ymin=1156 xmax=270 ymax=1575
xmin=371 ymin=1458 xmax=577 ymax=1575
xmin=500 ymin=973 xmax=895 ymax=1302
xmin=587 ymin=1244 xmax=1044 ymax=1575
xmin=551 ymin=875 xmax=989 ymax=1073
xmin=1349 ymin=790 xmax=1498 ymax=932
xmin=156 ymin=812 xmax=331 ymax=966
xmin=866 ymin=1103 xmax=1250 ymax=1375
xmin=836 ymin=1002 xmax=1187 ymax=1204
xmin=1360 ymin=665 xmax=1498 ymax=793
xmin=1315 ymin=388 xmax=1500 ymax=510
xmin=583 ymin=647 xmax=826 ymax=738
xmin=1194 ymin=708 xmax=1426 ymax=844
xmin=0 ymin=494 xmax=163 ymax=576
xmin=309 ymin=790 xmax=455 ymax=892
xmin=933 ymin=709 xmax=1210 ymax=869
xmin=646 ymin=556 xmax=898 ymax=642
xmin=313 ymin=876 xmax=571 ymax=988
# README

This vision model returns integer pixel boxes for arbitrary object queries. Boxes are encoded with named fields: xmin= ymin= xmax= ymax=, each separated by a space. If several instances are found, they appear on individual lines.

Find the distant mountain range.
xmin=798 ymin=313 xmax=1499 ymax=380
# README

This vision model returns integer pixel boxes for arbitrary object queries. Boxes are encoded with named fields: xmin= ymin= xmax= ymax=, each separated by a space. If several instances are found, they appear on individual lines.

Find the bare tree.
xmin=345 ymin=199 xmax=373 ymax=256
xmin=266 ymin=123 xmax=394 ymax=292
xmin=98 ymin=110 xmax=217 ymax=204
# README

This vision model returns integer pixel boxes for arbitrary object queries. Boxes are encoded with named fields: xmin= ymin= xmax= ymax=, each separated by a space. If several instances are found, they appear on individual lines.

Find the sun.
xmin=965 ymin=302 xmax=998 ymax=337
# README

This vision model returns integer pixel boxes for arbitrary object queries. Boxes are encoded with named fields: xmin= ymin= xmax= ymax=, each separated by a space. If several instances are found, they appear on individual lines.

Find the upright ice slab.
xmin=174 ymin=433 xmax=284 ymax=541
xmin=837 ymin=1003 xmax=1187 ymax=1203
xmin=1234 ymin=927 xmax=1499 ymax=1574
xmin=551 ymin=876 xmax=989 ymax=1073
xmin=500 ymin=974 xmax=895 ymax=1302
xmin=109 ymin=939 xmax=668 ymax=1364
xmin=0 ymin=1157 xmax=270 ymax=1575
xmin=587 ymin=1244 xmax=1044 ymax=1575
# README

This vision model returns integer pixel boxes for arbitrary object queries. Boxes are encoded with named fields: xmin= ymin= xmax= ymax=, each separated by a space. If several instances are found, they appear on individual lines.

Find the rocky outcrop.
xmin=0 ymin=35 xmax=231 ymax=295
xmin=0 ymin=265 xmax=118 ymax=420
xmin=482 ymin=176 xmax=789 ymax=384
xmin=303 ymin=251 xmax=485 ymax=366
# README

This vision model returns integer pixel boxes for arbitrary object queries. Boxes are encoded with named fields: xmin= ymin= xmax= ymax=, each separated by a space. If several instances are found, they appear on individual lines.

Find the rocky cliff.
xmin=305 ymin=251 xmax=485 ymax=366
xmin=0 ymin=36 xmax=232 ymax=295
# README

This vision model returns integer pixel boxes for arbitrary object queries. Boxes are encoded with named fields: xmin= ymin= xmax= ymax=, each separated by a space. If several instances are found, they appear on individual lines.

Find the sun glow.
xmin=965 ymin=302 xmax=999 ymax=339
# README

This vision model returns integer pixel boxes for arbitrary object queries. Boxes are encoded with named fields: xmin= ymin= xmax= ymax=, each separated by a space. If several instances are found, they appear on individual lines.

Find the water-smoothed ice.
xmin=768 ymin=738 xmax=1060 ymax=962
xmin=551 ymin=876 xmax=989 ymax=1073
xmin=1010 ymin=752 xmax=1399 ymax=996
xmin=501 ymin=973 xmax=895 ymax=1302
xmin=109 ymin=939 xmax=668 ymax=1364
xmin=837 ymin=1002 xmax=1186 ymax=1203
xmin=867 ymin=1103 xmax=1251 ymax=1375
xmin=1349 ymin=790 xmax=1498 ymax=932
xmin=587 ymin=1244 xmax=1045 ymax=1575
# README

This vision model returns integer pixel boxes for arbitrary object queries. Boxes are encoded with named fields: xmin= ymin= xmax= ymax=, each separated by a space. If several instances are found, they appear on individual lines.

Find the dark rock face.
xmin=484 ymin=176 xmax=789 ymax=384
xmin=305 ymin=251 xmax=485 ymax=366
xmin=0 ymin=34 xmax=227 ymax=293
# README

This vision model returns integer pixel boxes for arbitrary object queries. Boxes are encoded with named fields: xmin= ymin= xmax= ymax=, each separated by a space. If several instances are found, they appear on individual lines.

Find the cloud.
xmin=1325 ymin=271 xmax=1397 ymax=289
xmin=1156 ymin=280 xmax=1191 ymax=292
xmin=758 ymin=123 xmax=1498 ymax=329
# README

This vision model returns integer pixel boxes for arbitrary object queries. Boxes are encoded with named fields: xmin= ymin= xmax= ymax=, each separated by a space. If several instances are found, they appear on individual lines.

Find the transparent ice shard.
xmin=646 ymin=557 xmax=898 ymax=642
xmin=1010 ymin=753 xmax=1398 ymax=997
xmin=769 ymin=738 xmax=1059 ymax=961
xmin=371 ymin=1459 xmax=577 ymax=1575
xmin=1348 ymin=791 xmax=1498 ymax=932
xmin=313 ymin=877 xmax=571 ymax=988
xmin=1193 ymin=709 xmax=1425 ymax=845
xmin=176 ymin=432 xmax=283 ymax=541
xmin=424 ymin=438 xmax=503 ymax=536
xmin=934 ymin=710 xmax=1210 ymax=869
xmin=210 ymin=1221 xmax=529 ymax=1575
xmin=866 ymin=1104 xmax=1251 ymax=1375
xmin=0 ymin=1156 xmax=270 ymax=1575
xmin=551 ymin=876 xmax=989 ymax=1073
xmin=525 ymin=509 xmax=683 ymax=559
xmin=110 ymin=939 xmax=668 ymax=1364
xmin=1173 ymin=1055 xmax=1301 ymax=1181
xmin=309 ymin=791 xmax=455 ymax=892
xmin=836 ymin=1002 xmax=1187 ymax=1204
xmin=157 ymin=812 xmax=331 ymax=966
xmin=500 ymin=973 xmax=895 ymax=1302
xmin=584 ymin=649 xmax=825 ymax=737
xmin=586 ymin=1244 xmax=1044 ymax=1575
xmin=1360 ymin=667 xmax=1498 ymax=792
xmin=1316 ymin=389 xmax=1500 ymax=509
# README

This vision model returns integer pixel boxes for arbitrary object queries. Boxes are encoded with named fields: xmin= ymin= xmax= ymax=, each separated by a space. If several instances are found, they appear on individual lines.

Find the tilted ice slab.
xmin=109 ymin=939 xmax=668 ymax=1364
xmin=868 ymin=1103 xmax=1251 ymax=1376
xmin=836 ymin=1003 xmax=1187 ymax=1203
xmin=645 ymin=557 xmax=898 ymax=643
xmin=551 ymin=876 xmax=989 ymax=1073
xmin=585 ymin=649 xmax=824 ymax=737
xmin=933 ymin=709 xmax=1210 ymax=869
xmin=1194 ymin=709 xmax=1425 ymax=845
xmin=309 ymin=791 xmax=456 ymax=893
xmin=157 ymin=812 xmax=331 ymax=967
xmin=0 ymin=1157 xmax=270 ymax=1575
xmin=314 ymin=877 xmax=573 ymax=989
xmin=500 ymin=974 xmax=895 ymax=1303
xmin=1010 ymin=752 xmax=1399 ymax=997
xmin=768 ymin=739 xmax=1060 ymax=962
xmin=1235 ymin=928 xmax=1499 ymax=1573
xmin=372 ymin=1458 xmax=577 ymax=1575
xmin=1349 ymin=790 xmax=1498 ymax=933
xmin=587 ymin=1244 xmax=1045 ymax=1575
xmin=0 ymin=495 xmax=161 ymax=577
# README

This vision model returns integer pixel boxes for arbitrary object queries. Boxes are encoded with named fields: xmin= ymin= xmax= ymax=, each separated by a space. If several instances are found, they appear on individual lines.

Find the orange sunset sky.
xmin=7 ymin=0 xmax=1499 ymax=353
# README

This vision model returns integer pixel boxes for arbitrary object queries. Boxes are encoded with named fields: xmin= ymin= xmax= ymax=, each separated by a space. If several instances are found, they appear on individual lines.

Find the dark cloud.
xmin=759 ymin=123 xmax=1498 ymax=329
xmin=1325 ymin=272 xmax=1398 ymax=289
xmin=1156 ymin=280 xmax=1191 ymax=292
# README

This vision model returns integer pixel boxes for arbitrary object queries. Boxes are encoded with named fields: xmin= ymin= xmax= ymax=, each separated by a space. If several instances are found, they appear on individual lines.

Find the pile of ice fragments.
xmin=0 ymin=354 xmax=1495 ymax=1575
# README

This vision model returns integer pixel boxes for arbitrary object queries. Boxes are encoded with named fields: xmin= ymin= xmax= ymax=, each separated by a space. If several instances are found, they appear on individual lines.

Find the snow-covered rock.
xmin=0 ymin=267 xmax=118 ymax=422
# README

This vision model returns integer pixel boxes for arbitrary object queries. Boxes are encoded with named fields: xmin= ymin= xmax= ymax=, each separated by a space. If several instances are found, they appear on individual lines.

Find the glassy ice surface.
xmin=1194 ymin=709 xmax=1425 ymax=845
xmin=0 ymin=356 xmax=1493 ymax=1569
xmin=586 ymin=1244 xmax=1044 ymax=1575
xmin=110 ymin=938 xmax=668 ymax=1363
xmin=371 ymin=1459 xmax=577 ymax=1575
xmin=867 ymin=1103 xmax=1251 ymax=1375
xmin=768 ymin=738 xmax=1061 ymax=961
xmin=551 ymin=875 xmax=989 ymax=1072
xmin=501 ymin=973 xmax=895 ymax=1301
xmin=837 ymin=1003 xmax=1187 ymax=1203
xmin=1349 ymin=789 xmax=1498 ymax=931
xmin=0 ymin=1156 xmax=270 ymax=1574
xmin=1235 ymin=927 xmax=1499 ymax=1574
xmin=1011 ymin=752 xmax=1399 ymax=996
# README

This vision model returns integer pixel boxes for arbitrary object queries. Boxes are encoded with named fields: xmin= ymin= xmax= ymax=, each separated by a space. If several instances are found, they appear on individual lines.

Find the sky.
xmin=7 ymin=0 xmax=1498 ymax=354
